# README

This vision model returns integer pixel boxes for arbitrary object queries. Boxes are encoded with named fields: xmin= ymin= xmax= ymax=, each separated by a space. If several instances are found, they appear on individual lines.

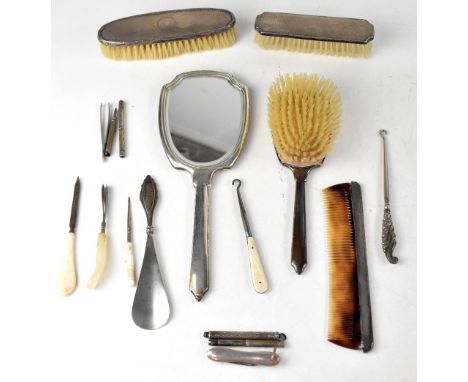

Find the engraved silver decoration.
xmin=379 ymin=130 xmax=398 ymax=264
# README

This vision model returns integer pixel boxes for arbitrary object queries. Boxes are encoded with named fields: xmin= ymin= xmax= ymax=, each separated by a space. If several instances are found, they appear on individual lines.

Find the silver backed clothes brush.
xmin=379 ymin=130 xmax=398 ymax=264
xmin=232 ymin=179 xmax=268 ymax=293
xmin=87 ymin=185 xmax=109 ymax=289
xmin=57 ymin=177 xmax=80 ymax=296
xmin=132 ymin=176 xmax=170 ymax=329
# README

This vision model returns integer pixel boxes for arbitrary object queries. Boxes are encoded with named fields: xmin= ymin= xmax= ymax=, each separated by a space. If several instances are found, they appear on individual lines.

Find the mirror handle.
xmin=190 ymin=181 xmax=210 ymax=301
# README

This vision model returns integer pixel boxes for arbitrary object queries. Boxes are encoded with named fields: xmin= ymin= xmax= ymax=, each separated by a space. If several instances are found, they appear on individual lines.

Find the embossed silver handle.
xmin=379 ymin=130 xmax=398 ymax=264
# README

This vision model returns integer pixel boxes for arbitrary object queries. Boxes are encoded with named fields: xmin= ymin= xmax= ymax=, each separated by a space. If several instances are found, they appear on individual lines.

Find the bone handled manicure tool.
xmin=57 ymin=177 xmax=80 ymax=296
xmin=126 ymin=197 xmax=136 ymax=286
xmin=232 ymin=179 xmax=269 ymax=293
xmin=379 ymin=130 xmax=398 ymax=264
xmin=87 ymin=185 xmax=109 ymax=289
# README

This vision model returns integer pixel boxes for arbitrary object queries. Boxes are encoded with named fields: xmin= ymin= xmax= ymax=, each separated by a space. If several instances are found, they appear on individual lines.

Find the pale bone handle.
xmin=207 ymin=348 xmax=280 ymax=366
xmin=247 ymin=237 xmax=269 ymax=293
xmin=58 ymin=232 xmax=77 ymax=296
xmin=87 ymin=232 xmax=108 ymax=289
xmin=126 ymin=242 xmax=136 ymax=287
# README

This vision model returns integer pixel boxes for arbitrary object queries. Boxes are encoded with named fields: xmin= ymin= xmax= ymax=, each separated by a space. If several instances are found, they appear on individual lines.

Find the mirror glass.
xmin=167 ymin=76 xmax=244 ymax=163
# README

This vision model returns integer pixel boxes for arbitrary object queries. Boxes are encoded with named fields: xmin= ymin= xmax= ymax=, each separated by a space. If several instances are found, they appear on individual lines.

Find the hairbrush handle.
xmin=291 ymin=167 xmax=309 ymax=274
xmin=190 ymin=181 xmax=210 ymax=301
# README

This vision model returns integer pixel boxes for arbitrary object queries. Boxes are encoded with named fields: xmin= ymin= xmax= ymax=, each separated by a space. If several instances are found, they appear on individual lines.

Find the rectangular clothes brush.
xmin=323 ymin=182 xmax=373 ymax=352
xmin=98 ymin=8 xmax=236 ymax=60
xmin=255 ymin=12 xmax=374 ymax=58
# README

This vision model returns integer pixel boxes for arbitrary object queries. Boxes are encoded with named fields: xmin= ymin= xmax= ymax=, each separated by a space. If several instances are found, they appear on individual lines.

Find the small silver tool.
xmin=100 ymin=103 xmax=111 ymax=161
xmin=118 ymin=100 xmax=126 ymax=158
xmin=379 ymin=130 xmax=398 ymax=264
xmin=126 ymin=197 xmax=136 ymax=286
xmin=204 ymin=331 xmax=286 ymax=366
xmin=232 ymin=179 xmax=269 ymax=293
xmin=104 ymin=108 xmax=118 ymax=157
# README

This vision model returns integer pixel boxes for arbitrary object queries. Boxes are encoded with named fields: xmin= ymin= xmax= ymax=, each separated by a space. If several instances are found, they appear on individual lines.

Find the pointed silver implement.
xmin=69 ymin=177 xmax=80 ymax=233
xmin=379 ymin=130 xmax=398 ymax=264
xmin=127 ymin=197 xmax=132 ymax=243
xmin=100 ymin=103 xmax=111 ymax=161
xmin=125 ymin=197 xmax=136 ymax=287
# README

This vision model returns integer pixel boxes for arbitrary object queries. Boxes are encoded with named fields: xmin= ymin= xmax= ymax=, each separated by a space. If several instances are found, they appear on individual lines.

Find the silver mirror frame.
xmin=159 ymin=70 xmax=250 ymax=301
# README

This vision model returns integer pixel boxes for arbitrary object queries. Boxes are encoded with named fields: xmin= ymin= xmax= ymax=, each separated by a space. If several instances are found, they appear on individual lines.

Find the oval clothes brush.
xmin=98 ymin=8 xmax=236 ymax=60
xmin=268 ymin=74 xmax=341 ymax=274
xmin=255 ymin=12 xmax=374 ymax=58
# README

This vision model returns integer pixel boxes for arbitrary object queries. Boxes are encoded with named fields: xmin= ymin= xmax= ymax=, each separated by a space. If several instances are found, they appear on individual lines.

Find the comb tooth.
xmin=323 ymin=183 xmax=362 ymax=350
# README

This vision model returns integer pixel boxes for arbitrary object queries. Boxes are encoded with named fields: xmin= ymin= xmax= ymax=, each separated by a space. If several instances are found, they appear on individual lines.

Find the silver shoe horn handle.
xmin=207 ymin=348 xmax=280 ymax=366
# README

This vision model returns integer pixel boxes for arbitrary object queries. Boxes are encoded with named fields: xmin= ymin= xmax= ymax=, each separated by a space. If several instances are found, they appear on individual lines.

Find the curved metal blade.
xmin=132 ymin=235 xmax=170 ymax=329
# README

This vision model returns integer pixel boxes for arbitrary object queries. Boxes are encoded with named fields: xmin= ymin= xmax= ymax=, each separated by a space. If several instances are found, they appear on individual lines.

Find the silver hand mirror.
xmin=159 ymin=70 xmax=250 ymax=301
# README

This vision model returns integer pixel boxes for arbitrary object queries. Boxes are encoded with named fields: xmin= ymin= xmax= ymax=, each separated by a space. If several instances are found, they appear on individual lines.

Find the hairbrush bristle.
xmin=268 ymin=74 xmax=341 ymax=167
xmin=323 ymin=183 xmax=361 ymax=350
xmin=100 ymin=27 xmax=236 ymax=60
xmin=255 ymin=33 xmax=372 ymax=58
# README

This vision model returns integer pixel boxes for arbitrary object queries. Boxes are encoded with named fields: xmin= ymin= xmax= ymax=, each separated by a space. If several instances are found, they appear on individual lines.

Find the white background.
xmin=2 ymin=0 xmax=417 ymax=381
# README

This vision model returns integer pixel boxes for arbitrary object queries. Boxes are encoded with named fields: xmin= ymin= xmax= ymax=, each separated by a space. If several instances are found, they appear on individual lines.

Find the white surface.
xmin=32 ymin=0 xmax=416 ymax=381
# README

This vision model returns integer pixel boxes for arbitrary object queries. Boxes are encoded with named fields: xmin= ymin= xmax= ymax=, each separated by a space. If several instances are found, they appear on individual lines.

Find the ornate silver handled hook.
xmin=379 ymin=130 xmax=398 ymax=264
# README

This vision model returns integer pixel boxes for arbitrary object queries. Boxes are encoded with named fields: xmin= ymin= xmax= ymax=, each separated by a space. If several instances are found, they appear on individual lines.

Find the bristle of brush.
xmin=268 ymin=74 xmax=341 ymax=167
xmin=100 ymin=27 xmax=236 ymax=60
xmin=256 ymin=32 xmax=372 ymax=58
xmin=323 ymin=183 xmax=361 ymax=350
